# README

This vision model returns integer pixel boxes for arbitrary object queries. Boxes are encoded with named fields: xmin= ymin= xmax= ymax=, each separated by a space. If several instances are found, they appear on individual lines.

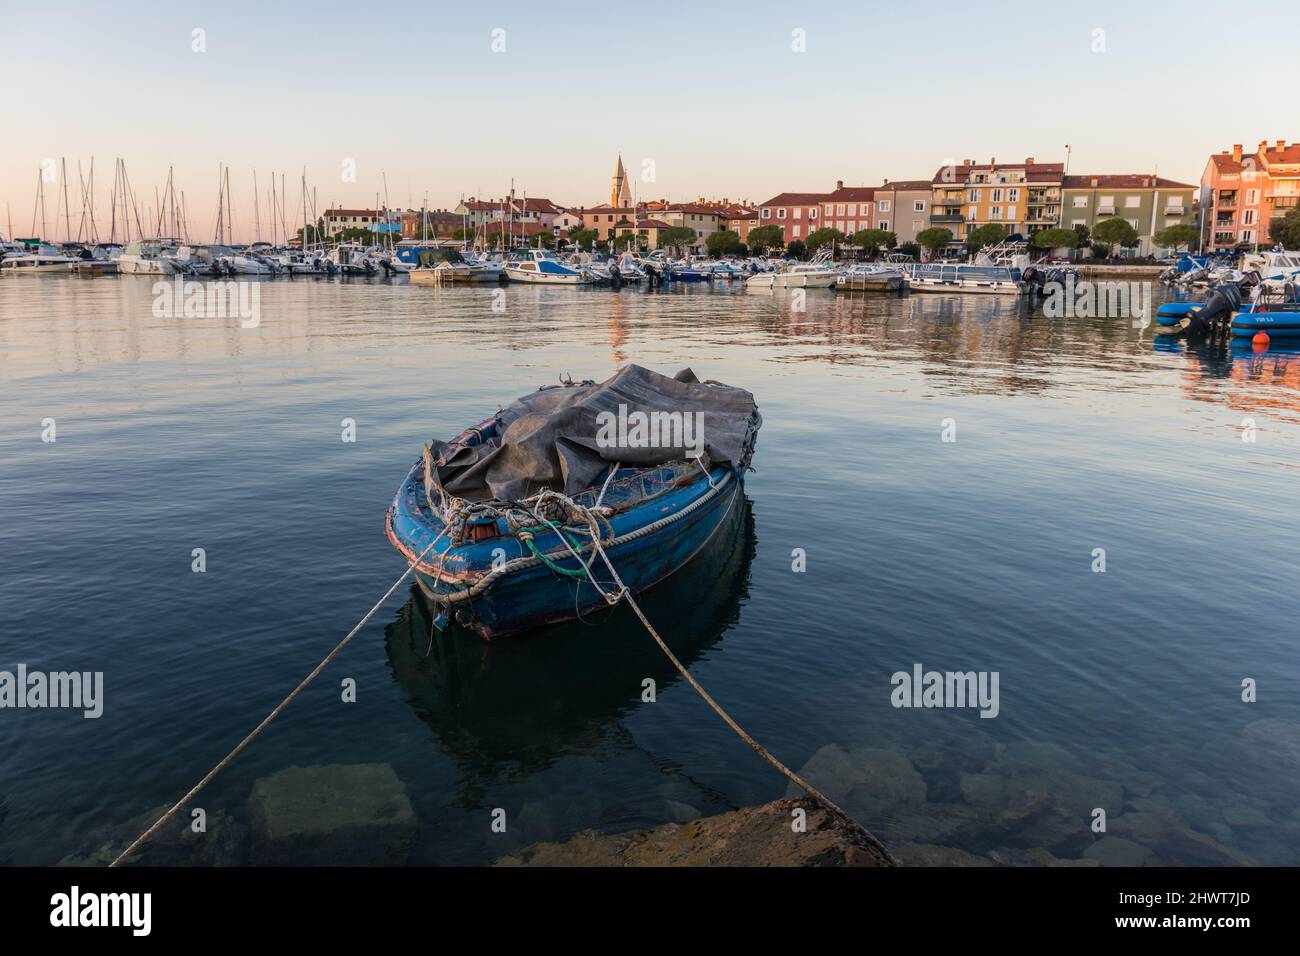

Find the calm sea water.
xmin=2 ymin=274 xmax=1298 ymax=867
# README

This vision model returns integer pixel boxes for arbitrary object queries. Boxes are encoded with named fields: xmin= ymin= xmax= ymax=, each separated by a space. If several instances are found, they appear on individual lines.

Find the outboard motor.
xmin=1185 ymin=283 xmax=1242 ymax=336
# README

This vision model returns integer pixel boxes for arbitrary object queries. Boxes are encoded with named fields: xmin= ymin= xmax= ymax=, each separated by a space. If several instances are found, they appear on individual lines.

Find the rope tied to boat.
xmin=107 ymin=524 xmax=451 ymax=868
xmin=517 ymin=482 xmax=896 ymax=863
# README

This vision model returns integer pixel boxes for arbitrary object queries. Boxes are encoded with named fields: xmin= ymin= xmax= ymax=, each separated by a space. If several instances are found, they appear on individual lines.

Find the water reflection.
xmin=383 ymin=493 xmax=757 ymax=807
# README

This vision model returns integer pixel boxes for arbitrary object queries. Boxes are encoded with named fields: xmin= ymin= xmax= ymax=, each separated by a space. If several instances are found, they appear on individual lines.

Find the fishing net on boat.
xmin=426 ymin=364 xmax=761 ymax=503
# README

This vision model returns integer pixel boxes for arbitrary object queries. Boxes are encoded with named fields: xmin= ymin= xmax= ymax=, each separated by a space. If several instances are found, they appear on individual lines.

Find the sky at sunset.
xmin=3 ymin=0 xmax=1297 ymax=243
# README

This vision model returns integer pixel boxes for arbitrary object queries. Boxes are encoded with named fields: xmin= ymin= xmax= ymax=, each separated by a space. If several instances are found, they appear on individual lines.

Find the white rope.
xmin=108 ymin=526 xmax=449 ymax=867
xmin=531 ymin=480 xmax=897 ymax=864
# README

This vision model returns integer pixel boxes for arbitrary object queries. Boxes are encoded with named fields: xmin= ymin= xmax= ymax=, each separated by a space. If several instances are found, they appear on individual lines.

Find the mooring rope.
xmin=108 ymin=527 xmax=449 ymax=867
xmin=113 ymin=469 xmax=895 ymax=867
xmin=534 ymin=481 xmax=897 ymax=864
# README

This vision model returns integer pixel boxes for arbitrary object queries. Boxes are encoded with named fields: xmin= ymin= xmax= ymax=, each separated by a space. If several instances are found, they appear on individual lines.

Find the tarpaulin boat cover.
xmin=429 ymin=365 xmax=760 ymax=502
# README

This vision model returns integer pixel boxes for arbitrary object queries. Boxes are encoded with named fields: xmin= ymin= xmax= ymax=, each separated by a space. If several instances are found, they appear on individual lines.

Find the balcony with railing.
xmin=1097 ymin=204 xmax=1116 ymax=216
xmin=930 ymin=212 xmax=964 ymax=223
xmin=1164 ymin=204 xmax=1186 ymax=215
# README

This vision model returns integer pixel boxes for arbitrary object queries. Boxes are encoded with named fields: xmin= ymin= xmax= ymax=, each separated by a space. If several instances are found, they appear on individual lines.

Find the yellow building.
xmin=930 ymin=157 xmax=1064 ymax=243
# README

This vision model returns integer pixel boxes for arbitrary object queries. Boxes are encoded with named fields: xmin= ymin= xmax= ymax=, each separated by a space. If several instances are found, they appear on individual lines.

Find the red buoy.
xmin=1253 ymin=331 xmax=1270 ymax=352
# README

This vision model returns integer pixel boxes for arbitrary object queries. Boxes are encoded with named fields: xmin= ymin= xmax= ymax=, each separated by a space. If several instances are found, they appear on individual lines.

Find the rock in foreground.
xmin=495 ymin=798 xmax=894 ymax=867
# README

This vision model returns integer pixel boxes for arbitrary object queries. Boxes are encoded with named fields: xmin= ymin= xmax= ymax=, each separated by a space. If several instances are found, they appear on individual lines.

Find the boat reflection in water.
xmin=383 ymin=492 xmax=757 ymax=804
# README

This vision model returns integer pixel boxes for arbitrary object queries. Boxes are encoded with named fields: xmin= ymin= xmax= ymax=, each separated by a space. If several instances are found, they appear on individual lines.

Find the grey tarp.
xmin=429 ymin=364 xmax=760 ymax=502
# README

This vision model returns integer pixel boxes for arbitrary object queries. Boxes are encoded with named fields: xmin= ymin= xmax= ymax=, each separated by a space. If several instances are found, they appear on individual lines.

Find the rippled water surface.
xmin=2 ymin=274 xmax=1299 ymax=866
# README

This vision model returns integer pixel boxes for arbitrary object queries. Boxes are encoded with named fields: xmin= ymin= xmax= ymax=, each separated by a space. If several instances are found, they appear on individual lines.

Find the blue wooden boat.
xmin=385 ymin=369 xmax=760 ymax=639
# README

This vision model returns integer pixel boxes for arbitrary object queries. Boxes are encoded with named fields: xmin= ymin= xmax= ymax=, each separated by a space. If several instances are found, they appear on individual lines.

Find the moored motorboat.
xmin=504 ymin=249 xmax=592 ymax=284
xmin=905 ymin=262 xmax=1025 ymax=295
xmin=0 ymin=242 xmax=80 ymax=274
xmin=385 ymin=365 xmax=761 ymax=639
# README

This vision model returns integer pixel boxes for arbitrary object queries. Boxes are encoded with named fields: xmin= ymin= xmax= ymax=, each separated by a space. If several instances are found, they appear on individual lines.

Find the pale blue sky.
xmin=2 ymin=0 xmax=1296 ymax=241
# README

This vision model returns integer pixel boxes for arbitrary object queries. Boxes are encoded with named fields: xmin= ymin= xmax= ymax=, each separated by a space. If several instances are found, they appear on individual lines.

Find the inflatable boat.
xmin=1230 ymin=306 xmax=1300 ymax=339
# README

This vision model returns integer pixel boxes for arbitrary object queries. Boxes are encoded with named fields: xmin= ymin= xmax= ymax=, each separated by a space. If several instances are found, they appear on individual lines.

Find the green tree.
xmin=852 ymin=228 xmax=897 ymax=254
xmin=1153 ymin=223 xmax=1199 ymax=253
xmin=1268 ymin=209 xmax=1300 ymax=249
xmin=897 ymin=241 xmax=921 ymax=261
xmin=660 ymin=225 xmax=698 ymax=256
xmin=786 ymin=239 xmax=807 ymax=260
xmin=917 ymin=227 xmax=954 ymax=255
xmin=965 ymin=223 xmax=1008 ymax=250
xmin=1092 ymin=218 xmax=1139 ymax=254
xmin=568 ymin=227 xmax=598 ymax=249
xmin=705 ymin=229 xmax=744 ymax=257
xmin=1031 ymin=228 xmax=1080 ymax=251
xmin=747 ymin=224 xmax=785 ymax=255
xmin=1072 ymin=223 xmax=1091 ymax=246
xmin=805 ymin=227 xmax=846 ymax=250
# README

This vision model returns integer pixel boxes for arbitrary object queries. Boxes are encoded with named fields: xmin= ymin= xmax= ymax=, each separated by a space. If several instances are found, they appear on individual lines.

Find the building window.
xmin=809 ymin=208 xmax=818 ymax=219
xmin=847 ymin=204 xmax=857 ymax=216
xmin=793 ymin=225 xmax=801 ymax=237
xmin=836 ymin=204 xmax=845 ymax=215
xmin=877 ymin=220 xmax=888 ymax=231
xmin=1246 ymin=189 xmax=1260 ymax=204
xmin=777 ymin=209 xmax=786 ymax=219
xmin=1008 ymin=188 xmax=1019 ymax=202
xmin=990 ymin=206 xmax=1003 ymax=220
xmin=914 ymin=200 xmax=925 ymax=212
xmin=966 ymin=189 xmax=980 ymax=202
xmin=1125 ymin=195 xmax=1141 ymax=208
xmin=762 ymin=208 xmax=771 ymax=219
xmin=991 ymin=189 xmax=1003 ymax=202
xmin=878 ymin=200 xmax=890 ymax=212
xmin=794 ymin=207 xmax=802 ymax=219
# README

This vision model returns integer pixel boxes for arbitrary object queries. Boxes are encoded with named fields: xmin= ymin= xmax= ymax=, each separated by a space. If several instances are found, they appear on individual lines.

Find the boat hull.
xmin=907 ymin=279 xmax=1023 ymax=294
xmin=504 ymin=268 xmax=590 ymax=285
xmin=388 ymin=461 xmax=744 ymax=640
xmin=747 ymin=273 xmax=838 ymax=289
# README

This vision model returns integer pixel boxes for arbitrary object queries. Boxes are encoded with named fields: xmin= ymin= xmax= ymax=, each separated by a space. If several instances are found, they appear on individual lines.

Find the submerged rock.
xmin=892 ymin=842 xmax=991 ymax=867
xmin=1084 ymin=836 xmax=1154 ymax=867
xmin=787 ymin=745 xmax=927 ymax=821
xmin=495 ymin=798 xmax=893 ymax=867
xmin=247 ymin=763 xmax=416 ymax=865
xmin=71 ymin=805 xmax=249 ymax=867
xmin=1240 ymin=719 xmax=1300 ymax=767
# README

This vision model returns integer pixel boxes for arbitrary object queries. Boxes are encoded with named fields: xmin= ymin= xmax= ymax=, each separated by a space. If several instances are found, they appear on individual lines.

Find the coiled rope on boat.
xmin=112 ymin=470 xmax=895 ymax=867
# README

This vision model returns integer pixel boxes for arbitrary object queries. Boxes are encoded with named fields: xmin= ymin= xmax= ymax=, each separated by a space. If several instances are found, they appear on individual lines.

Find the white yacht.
xmin=746 ymin=253 xmax=839 ymax=289
xmin=1 ymin=242 xmax=81 ymax=274
xmin=1242 ymin=249 xmax=1300 ymax=291
xmin=116 ymin=239 xmax=179 ymax=275
xmin=504 ymin=250 xmax=592 ymax=285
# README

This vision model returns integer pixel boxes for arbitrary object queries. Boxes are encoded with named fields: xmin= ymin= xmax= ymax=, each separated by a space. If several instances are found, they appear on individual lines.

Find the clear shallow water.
xmin=1 ymin=275 xmax=1298 ymax=866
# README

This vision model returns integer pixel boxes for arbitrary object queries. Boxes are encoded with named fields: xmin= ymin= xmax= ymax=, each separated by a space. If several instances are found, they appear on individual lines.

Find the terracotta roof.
xmin=1261 ymin=143 xmax=1300 ymax=165
xmin=931 ymin=161 xmax=1065 ymax=184
xmin=323 ymin=208 xmax=382 ymax=218
xmin=876 ymin=180 xmax=932 ymax=191
xmin=759 ymin=192 xmax=830 ymax=206
xmin=1062 ymin=175 xmax=1195 ymax=190
xmin=660 ymin=203 xmax=723 ymax=215
xmin=825 ymin=186 xmax=875 ymax=202
xmin=1210 ymin=153 xmax=1243 ymax=174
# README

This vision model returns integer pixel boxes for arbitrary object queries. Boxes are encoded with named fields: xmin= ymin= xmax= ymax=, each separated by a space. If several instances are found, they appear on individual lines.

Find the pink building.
xmin=1200 ymin=140 xmax=1300 ymax=251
